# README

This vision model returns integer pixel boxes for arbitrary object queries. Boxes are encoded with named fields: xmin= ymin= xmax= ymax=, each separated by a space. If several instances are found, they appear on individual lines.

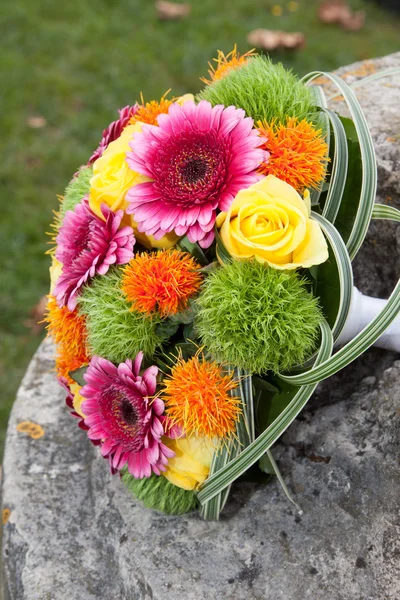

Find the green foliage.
xmin=122 ymin=471 xmax=198 ymax=515
xmin=60 ymin=167 xmax=93 ymax=219
xmin=197 ymin=56 xmax=315 ymax=124
xmin=195 ymin=261 xmax=322 ymax=374
xmin=78 ymin=269 xmax=164 ymax=364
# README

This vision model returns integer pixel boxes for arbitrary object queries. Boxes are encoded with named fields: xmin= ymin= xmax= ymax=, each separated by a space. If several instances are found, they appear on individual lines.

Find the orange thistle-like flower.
xmin=121 ymin=250 xmax=203 ymax=318
xmin=129 ymin=93 xmax=174 ymax=126
xmin=201 ymin=45 xmax=256 ymax=85
xmin=162 ymin=352 xmax=241 ymax=440
xmin=257 ymin=117 xmax=329 ymax=192
xmin=45 ymin=295 xmax=89 ymax=382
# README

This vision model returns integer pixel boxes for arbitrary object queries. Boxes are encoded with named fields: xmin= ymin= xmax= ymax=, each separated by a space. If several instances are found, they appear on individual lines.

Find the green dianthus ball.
xmin=60 ymin=166 xmax=93 ymax=219
xmin=197 ymin=55 xmax=315 ymax=125
xmin=122 ymin=472 xmax=198 ymax=515
xmin=78 ymin=269 xmax=164 ymax=364
xmin=195 ymin=261 xmax=322 ymax=374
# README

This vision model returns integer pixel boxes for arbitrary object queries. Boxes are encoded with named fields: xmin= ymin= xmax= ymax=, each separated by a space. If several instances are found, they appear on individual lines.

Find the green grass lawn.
xmin=0 ymin=0 xmax=399 ymax=452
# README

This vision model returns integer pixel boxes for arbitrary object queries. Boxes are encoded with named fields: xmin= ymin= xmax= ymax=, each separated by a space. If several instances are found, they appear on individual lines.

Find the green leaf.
xmin=312 ymin=244 xmax=341 ymax=331
xmin=173 ymin=341 xmax=198 ymax=361
xmin=69 ymin=366 xmax=87 ymax=386
xmin=183 ymin=322 xmax=196 ymax=342
xmin=261 ymin=450 xmax=301 ymax=511
xmin=177 ymin=236 xmax=208 ymax=266
xmin=214 ymin=228 xmax=232 ymax=266
xmin=155 ymin=320 xmax=180 ymax=339
xmin=199 ymin=261 xmax=218 ymax=274
xmin=256 ymin=375 xmax=298 ymax=432
xmin=253 ymin=376 xmax=279 ymax=394
xmin=259 ymin=452 xmax=275 ymax=475
xmin=311 ymin=212 xmax=353 ymax=341
xmin=331 ymin=117 xmax=363 ymax=245
xmin=168 ymin=304 xmax=195 ymax=325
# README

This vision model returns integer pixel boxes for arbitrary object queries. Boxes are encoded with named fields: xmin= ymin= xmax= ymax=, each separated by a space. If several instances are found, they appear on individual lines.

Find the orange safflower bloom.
xmin=129 ymin=93 xmax=174 ymax=126
xmin=162 ymin=352 xmax=241 ymax=440
xmin=121 ymin=250 xmax=203 ymax=318
xmin=45 ymin=295 xmax=89 ymax=383
xmin=201 ymin=45 xmax=256 ymax=85
xmin=257 ymin=117 xmax=329 ymax=192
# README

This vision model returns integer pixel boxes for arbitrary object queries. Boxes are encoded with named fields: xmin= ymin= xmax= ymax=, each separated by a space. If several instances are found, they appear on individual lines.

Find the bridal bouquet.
xmin=46 ymin=48 xmax=400 ymax=519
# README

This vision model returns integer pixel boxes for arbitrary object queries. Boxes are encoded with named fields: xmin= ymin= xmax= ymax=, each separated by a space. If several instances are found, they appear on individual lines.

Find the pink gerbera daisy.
xmin=126 ymin=100 xmax=267 ymax=248
xmin=80 ymin=354 xmax=176 ymax=478
xmin=54 ymin=198 xmax=135 ymax=310
xmin=89 ymin=104 xmax=139 ymax=165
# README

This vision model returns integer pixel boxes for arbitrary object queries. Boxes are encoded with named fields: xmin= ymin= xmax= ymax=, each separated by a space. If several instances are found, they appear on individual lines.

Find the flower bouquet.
xmin=46 ymin=48 xmax=400 ymax=520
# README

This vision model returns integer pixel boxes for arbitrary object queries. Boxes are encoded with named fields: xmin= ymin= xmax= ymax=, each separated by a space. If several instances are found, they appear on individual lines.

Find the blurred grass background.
xmin=0 ymin=0 xmax=399 ymax=451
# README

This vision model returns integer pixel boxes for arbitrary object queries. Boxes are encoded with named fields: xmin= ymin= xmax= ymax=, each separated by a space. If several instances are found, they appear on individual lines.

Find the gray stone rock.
xmin=2 ymin=54 xmax=400 ymax=600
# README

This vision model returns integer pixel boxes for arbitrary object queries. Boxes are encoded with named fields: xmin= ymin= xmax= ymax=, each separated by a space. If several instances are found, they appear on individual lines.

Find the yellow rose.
xmin=216 ymin=175 xmax=328 ymax=270
xmin=89 ymin=123 xmax=149 ymax=219
xmin=162 ymin=435 xmax=215 ymax=491
xmin=49 ymin=256 xmax=63 ymax=293
xmin=176 ymin=93 xmax=195 ymax=106
xmin=70 ymin=382 xmax=86 ymax=419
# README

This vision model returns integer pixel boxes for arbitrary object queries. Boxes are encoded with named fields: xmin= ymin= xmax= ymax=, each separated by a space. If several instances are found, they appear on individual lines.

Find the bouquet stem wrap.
xmin=337 ymin=287 xmax=400 ymax=352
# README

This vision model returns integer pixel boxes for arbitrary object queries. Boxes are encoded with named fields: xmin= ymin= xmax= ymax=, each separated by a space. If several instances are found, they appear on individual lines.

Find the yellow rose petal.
xmin=49 ymin=257 xmax=63 ymax=294
xmin=162 ymin=436 xmax=214 ymax=491
xmin=253 ymin=175 xmax=308 ymax=217
xmin=293 ymin=218 xmax=329 ymax=267
xmin=89 ymin=123 xmax=150 ymax=219
xmin=70 ymin=382 xmax=86 ymax=419
xmin=217 ymin=175 xmax=328 ymax=269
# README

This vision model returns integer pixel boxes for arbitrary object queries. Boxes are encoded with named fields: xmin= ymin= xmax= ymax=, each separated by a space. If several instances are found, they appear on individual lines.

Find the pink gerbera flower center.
xmin=158 ymin=133 xmax=226 ymax=204
xmin=99 ymin=385 xmax=146 ymax=452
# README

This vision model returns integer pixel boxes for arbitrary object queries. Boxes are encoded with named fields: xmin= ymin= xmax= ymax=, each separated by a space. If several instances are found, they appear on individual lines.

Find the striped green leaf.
xmin=302 ymin=71 xmax=377 ymax=260
xmin=319 ymin=108 xmax=348 ymax=224
xmin=311 ymin=212 xmax=353 ymax=341
xmin=372 ymin=204 xmax=400 ymax=222
xmin=200 ymin=368 xmax=254 ymax=520
xmin=309 ymin=85 xmax=330 ymax=209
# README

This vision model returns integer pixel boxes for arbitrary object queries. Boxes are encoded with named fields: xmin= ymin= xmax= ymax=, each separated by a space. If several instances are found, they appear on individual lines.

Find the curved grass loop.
xmin=301 ymin=71 xmax=377 ymax=261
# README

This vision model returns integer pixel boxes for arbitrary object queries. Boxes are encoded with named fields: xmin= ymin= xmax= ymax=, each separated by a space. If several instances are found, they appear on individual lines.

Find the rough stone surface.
xmin=2 ymin=53 xmax=400 ymax=600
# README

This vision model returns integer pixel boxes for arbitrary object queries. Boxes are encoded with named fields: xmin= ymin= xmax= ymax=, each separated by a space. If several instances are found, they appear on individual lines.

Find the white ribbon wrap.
xmin=336 ymin=286 xmax=400 ymax=352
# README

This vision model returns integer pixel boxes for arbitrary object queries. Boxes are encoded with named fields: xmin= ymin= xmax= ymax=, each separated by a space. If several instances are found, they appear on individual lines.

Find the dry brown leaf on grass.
xmin=26 ymin=116 xmax=47 ymax=129
xmin=318 ymin=1 xmax=365 ymax=31
xmin=247 ymin=29 xmax=306 ymax=52
xmin=156 ymin=1 xmax=191 ymax=20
